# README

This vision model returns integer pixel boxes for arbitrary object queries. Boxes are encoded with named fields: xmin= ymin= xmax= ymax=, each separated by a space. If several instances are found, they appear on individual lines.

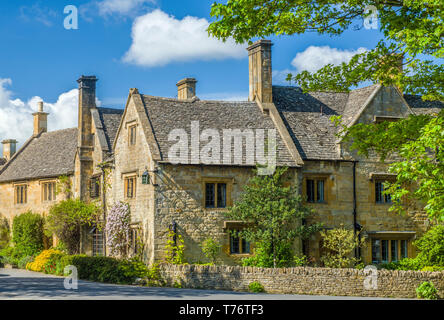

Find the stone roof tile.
xmin=0 ymin=128 xmax=78 ymax=182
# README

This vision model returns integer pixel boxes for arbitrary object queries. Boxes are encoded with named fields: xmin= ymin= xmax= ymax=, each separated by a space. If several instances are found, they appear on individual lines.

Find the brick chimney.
xmin=32 ymin=101 xmax=48 ymax=135
xmin=76 ymin=75 xmax=98 ymax=201
xmin=247 ymin=40 xmax=273 ymax=103
xmin=176 ymin=78 xmax=197 ymax=100
xmin=2 ymin=139 xmax=17 ymax=161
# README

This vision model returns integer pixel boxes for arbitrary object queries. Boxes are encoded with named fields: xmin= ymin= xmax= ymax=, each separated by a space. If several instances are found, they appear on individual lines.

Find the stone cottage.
xmin=0 ymin=40 xmax=442 ymax=265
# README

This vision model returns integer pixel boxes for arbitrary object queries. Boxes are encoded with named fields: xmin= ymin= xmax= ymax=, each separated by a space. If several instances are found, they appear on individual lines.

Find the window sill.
xmin=229 ymin=253 xmax=252 ymax=257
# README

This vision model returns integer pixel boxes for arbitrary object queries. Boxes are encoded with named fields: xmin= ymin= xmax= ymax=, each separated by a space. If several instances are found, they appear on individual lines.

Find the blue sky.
xmin=0 ymin=0 xmax=384 ymax=149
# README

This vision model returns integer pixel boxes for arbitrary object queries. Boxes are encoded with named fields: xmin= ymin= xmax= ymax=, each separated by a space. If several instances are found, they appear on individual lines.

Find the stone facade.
xmin=159 ymin=264 xmax=444 ymax=299
xmin=0 ymin=40 xmax=441 ymax=271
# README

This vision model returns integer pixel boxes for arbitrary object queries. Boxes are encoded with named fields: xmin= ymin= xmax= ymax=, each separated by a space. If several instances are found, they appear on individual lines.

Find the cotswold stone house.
xmin=0 ymin=40 xmax=442 ymax=265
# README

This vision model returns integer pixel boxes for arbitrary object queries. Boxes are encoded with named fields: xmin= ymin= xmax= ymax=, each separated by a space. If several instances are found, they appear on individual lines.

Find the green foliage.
xmin=293 ymin=254 xmax=308 ymax=267
xmin=320 ymin=226 xmax=364 ymax=268
xmin=56 ymin=175 xmax=72 ymax=198
xmin=334 ymin=112 xmax=444 ymax=221
xmin=242 ymin=241 xmax=294 ymax=268
xmin=45 ymin=199 xmax=100 ymax=254
xmin=413 ymin=225 xmax=444 ymax=266
xmin=200 ymin=237 xmax=221 ymax=265
xmin=0 ymin=215 xmax=10 ymax=249
xmin=227 ymin=167 xmax=321 ymax=267
xmin=18 ymin=256 xmax=34 ymax=269
xmin=416 ymin=281 xmax=439 ymax=300
xmin=420 ymin=266 xmax=444 ymax=272
xmin=209 ymin=1 xmax=443 ymax=101
xmin=164 ymin=229 xmax=187 ymax=265
xmin=0 ymin=246 xmax=22 ymax=267
xmin=12 ymin=211 xmax=44 ymax=258
xmin=248 ymin=281 xmax=265 ymax=293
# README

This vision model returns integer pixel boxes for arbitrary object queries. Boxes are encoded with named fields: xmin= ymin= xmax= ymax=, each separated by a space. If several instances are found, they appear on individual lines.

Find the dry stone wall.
xmin=159 ymin=264 xmax=444 ymax=299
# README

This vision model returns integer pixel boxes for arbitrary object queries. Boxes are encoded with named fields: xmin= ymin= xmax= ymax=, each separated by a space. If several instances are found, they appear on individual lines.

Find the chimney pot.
xmin=176 ymin=78 xmax=197 ymax=100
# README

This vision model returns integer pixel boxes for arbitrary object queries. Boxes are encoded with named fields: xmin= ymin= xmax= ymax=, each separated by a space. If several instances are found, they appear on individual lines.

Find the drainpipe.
xmin=352 ymin=161 xmax=361 ymax=259
xmin=101 ymin=166 xmax=107 ymax=257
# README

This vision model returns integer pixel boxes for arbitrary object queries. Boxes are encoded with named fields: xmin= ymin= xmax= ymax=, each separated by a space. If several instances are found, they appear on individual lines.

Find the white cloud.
xmin=0 ymin=78 xmax=79 ymax=155
xmin=291 ymin=46 xmax=367 ymax=73
xmin=97 ymin=0 xmax=155 ymax=16
xmin=123 ymin=9 xmax=246 ymax=67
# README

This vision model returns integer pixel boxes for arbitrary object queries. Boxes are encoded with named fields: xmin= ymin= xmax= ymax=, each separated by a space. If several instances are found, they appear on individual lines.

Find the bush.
xmin=420 ymin=266 xmax=444 ymax=272
xmin=0 ymin=245 xmax=22 ymax=267
xmin=242 ymin=241 xmax=294 ymax=268
xmin=320 ymin=226 xmax=364 ymax=268
xmin=18 ymin=256 xmax=34 ymax=269
xmin=200 ymin=237 xmax=221 ymax=265
xmin=26 ymin=249 xmax=62 ymax=272
xmin=416 ymin=281 xmax=439 ymax=300
xmin=45 ymin=199 xmax=100 ymax=254
xmin=248 ymin=281 xmax=265 ymax=293
xmin=413 ymin=225 xmax=444 ymax=267
xmin=12 ymin=212 xmax=44 ymax=258
xmin=293 ymin=255 xmax=308 ymax=267
xmin=0 ymin=215 xmax=10 ymax=249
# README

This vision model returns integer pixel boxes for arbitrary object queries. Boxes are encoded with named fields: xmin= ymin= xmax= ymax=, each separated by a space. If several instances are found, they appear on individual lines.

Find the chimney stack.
xmin=76 ymin=75 xmax=98 ymax=200
xmin=247 ymin=40 xmax=273 ymax=103
xmin=176 ymin=78 xmax=197 ymax=100
xmin=32 ymin=101 xmax=48 ymax=135
xmin=2 ymin=139 xmax=17 ymax=161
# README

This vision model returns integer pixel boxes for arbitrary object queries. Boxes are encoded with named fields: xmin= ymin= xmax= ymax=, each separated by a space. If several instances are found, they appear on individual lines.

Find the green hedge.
xmin=42 ymin=253 xmax=155 ymax=285
xmin=12 ymin=212 xmax=44 ymax=257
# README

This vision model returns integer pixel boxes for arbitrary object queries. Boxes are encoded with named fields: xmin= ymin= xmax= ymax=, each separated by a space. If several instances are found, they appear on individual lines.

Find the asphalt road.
xmin=0 ymin=268 xmax=397 ymax=300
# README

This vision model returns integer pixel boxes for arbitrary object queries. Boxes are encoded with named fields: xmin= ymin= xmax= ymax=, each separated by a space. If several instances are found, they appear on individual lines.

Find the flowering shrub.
xmin=26 ymin=249 xmax=62 ymax=272
xmin=106 ymin=202 xmax=131 ymax=257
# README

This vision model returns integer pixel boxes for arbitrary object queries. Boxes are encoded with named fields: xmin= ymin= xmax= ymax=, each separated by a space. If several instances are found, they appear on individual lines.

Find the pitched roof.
xmin=0 ymin=158 xmax=6 ymax=170
xmin=140 ymin=95 xmax=297 ymax=167
xmin=404 ymin=95 xmax=444 ymax=115
xmin=0 ymin=128 xmax=78 ymax=182
xmin=97 ymin=107 xmax=124 ymax=151
xmin=273 ymin=86 xmax=348 ymax=160
xmin=272 ymin=85 xmax=443 ymax=160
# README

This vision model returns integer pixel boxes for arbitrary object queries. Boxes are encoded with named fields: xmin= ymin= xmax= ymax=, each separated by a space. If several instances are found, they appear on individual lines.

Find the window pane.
xmin=381 ymin=240 xmax=389 ymax=263
xmin=401 ymin=240 xmax=408 ymax=259
xmin=92 ymin=229 xmax=104 ymax=256
xmin=217 ymin=183 xmax=227 ymax=208
xmin=375 ymin=182 xmax=383 ymax=203
xmin=307 ymin=180 xmax=315 ymax=202
xmin=205 ymin=183 xmax=215 ymax=208
xmin=391 ymin=240 xmax=398 ymax=262
xmin=317 ymin=180 xmax=325 ymax=202
xmin=372 ymin=239 xmax=381 ymax=264
xmin=230 ymin=232 xmax=240 ymax=254
xmin=242 ymin=238 xmax=250 ymax=254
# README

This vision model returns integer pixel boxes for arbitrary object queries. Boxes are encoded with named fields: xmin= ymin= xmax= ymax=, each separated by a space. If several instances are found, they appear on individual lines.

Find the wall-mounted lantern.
xmin=141 ymin=171 xmax=150 ymax=185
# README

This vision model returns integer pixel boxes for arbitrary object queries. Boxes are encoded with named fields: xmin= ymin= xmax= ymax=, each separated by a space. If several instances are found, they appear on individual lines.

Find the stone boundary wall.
xmin=159 ymin=264 xmax=444 ymax=299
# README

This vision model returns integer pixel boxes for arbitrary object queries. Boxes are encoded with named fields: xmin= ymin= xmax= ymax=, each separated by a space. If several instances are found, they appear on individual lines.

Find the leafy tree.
xmin=226 ymin=167 xmax=321 ymax=268
xmin=319 ymin=226 xmax=364 ymax=268
xmin=200 ymin=237 xmax=222 ymax=265
xmin=45 ymin=199 xmax=100 ymax=254
xmin=12 ymin=211 xmax=45 ymax=257
xmin=209 ymin=0 xmax=443 ymax=101
xmin=413 ymin=224 xmax=444 ymax=267
xmin=332 ymin=113 xmax=443 ymax=221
